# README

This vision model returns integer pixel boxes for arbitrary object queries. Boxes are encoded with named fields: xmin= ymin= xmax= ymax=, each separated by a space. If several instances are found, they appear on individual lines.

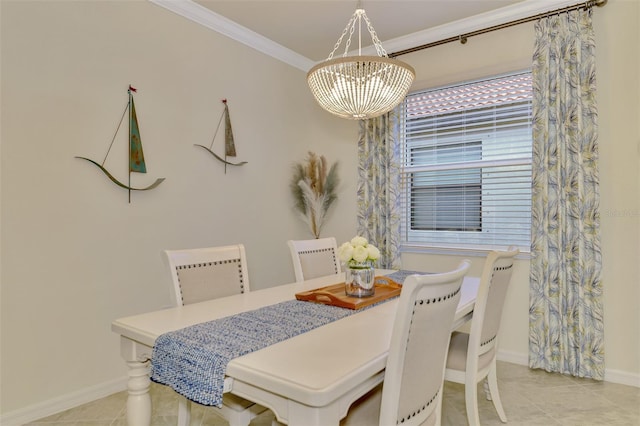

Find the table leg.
xmin=126 ymin=359 xmax=151 ymax=426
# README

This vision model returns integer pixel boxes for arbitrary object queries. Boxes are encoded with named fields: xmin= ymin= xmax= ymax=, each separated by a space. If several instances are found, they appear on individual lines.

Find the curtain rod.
xmin=389 ymin=0 xmax=607 ymax=58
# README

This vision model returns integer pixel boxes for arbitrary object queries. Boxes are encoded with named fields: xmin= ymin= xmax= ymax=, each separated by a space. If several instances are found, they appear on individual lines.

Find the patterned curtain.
xmin=529 ymin=8 xmax=604 ymax=380
xmin=357 ymin=111 xmax=402 ymax=269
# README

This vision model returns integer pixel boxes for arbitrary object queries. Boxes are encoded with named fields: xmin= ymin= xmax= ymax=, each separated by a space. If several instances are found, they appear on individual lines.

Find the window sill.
xmin=400 ymin=244 xmax=531 ymax=260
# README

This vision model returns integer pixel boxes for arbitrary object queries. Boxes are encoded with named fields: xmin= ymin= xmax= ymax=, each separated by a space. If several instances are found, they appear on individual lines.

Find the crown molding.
xmin=149 ymin=0 xmax=314 ymax=72
xmin=149 ymin=0 xmax=583 ymax=71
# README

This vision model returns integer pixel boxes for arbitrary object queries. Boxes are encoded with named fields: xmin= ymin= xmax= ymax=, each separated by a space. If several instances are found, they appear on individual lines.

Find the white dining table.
xmin=111 ymin=271 xmax=479 ymax=426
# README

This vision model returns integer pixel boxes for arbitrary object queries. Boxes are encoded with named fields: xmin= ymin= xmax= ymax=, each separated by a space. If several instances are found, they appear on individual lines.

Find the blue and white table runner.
xmin=150 ymin=270 xmax=418 ymax=406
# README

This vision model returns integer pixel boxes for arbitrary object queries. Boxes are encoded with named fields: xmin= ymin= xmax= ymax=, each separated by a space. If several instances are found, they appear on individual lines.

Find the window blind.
xmin=400 ymin=71 xmax=533 ymax=252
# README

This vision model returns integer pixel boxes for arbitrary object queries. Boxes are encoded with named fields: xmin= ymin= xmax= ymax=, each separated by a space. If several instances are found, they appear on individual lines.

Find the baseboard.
xmin=497 ymin=349 xmax=640 ymax=388
xmin=604 ymin=368 xmax=640 ymax=388
xmin=496 ymin=349 xmax=528 ymax=366
xmin=0 ymin=376 xmax=128 ymax=426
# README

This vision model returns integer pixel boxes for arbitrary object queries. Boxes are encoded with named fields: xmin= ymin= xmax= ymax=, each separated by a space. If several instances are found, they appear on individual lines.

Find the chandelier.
xmin=307 ymin=6 xmax=415 ymax=120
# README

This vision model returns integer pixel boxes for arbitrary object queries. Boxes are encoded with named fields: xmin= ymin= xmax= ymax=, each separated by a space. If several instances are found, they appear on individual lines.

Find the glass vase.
xmin=345 ymin=261 xmax=375 ymax=297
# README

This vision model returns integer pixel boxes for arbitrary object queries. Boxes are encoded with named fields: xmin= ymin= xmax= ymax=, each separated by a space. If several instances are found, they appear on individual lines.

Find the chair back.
xmin=163 ymin=244 xmax=250 ymax=306
xmin=379 ymin=260 xmax=471 ymax=426
xmin=471 ymin=247 xmax=519 ymax=358
xmin=287 ymin=237 xmax=341 ymax=282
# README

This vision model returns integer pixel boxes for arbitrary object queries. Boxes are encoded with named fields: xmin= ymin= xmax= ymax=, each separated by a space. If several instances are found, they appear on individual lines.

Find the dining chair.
xmin=163 ymin=244 xmax=268 ymax=426
xmin=342 ymin=260 xmax=472 ymax=426
xmin=287 ymin=237 xmax=341 ymax=282
xmin=444 ymin=247 xmax=519 ymax=426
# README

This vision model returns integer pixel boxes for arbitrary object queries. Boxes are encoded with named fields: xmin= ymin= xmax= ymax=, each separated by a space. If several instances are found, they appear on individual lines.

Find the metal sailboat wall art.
xmin=194 ymin=99 xmax=247 ymax=173
xmin=76 ymin=85 xmax=165 ymax=202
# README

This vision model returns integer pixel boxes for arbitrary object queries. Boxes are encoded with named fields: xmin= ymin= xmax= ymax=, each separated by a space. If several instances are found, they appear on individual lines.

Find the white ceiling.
xmin=149 ymin=0 xmax=580 ymax=70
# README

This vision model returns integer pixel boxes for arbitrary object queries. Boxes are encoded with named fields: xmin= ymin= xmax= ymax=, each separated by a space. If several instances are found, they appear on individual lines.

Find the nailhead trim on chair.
xmin=177 ymin=258 xmax=245 ymax=296
xmin=299 ymin=248 xmax=339 ymax=274
xmin=484 ymin=263 xmax=512 ymax=345
xmin=494 ymin=264 xmax=513 ymax=272
xmin=489 ymin=264 xmax=513 ymax=282
xmin=481 ymin=334 xmax=497 ymax=347
xmin=397 ymin=389 xmax=440 ymax=424
xmin=408 ymin=288 xmax=461 ymax=341
xmin=414 ymin=287 xmax=461 ymax=306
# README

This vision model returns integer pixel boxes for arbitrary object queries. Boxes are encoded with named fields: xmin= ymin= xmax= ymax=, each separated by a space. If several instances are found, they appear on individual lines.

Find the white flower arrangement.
xmin=338 ymin=236 xmax=381 ymax=267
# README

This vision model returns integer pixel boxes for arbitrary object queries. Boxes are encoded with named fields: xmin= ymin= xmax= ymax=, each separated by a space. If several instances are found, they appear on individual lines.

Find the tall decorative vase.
xmin=345 ymin=261 xmax=375 ymax=297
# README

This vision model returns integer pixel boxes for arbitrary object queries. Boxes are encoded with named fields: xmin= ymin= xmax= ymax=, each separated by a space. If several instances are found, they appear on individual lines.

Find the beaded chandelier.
xmin=307 ymin=7 xmax=415 ymax=120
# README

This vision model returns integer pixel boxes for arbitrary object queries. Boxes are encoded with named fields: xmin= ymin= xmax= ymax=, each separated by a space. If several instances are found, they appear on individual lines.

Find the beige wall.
xmin=1 ymin=0 xmax=638 ymax=421
xmin=0 ymin=0 xmax=358 ymax=416
xmin=401 ymin=0 xmax=639 ymax=383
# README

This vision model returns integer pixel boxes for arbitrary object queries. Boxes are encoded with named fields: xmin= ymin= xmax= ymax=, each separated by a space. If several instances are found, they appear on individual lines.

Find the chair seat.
xmin=222 ymin=393 xmax=259 ymax=411
xmin=446 ymin=331 xmax=494 ymax=372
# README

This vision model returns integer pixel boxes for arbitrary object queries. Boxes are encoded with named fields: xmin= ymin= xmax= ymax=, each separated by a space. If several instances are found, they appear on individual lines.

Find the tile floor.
xmin=25 ymin=361 xmax=640 ymax=426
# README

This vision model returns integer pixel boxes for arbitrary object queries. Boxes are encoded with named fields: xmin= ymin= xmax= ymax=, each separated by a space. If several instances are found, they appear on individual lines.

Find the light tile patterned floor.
xmin=25 ymin=362 xmax=640 ymax=426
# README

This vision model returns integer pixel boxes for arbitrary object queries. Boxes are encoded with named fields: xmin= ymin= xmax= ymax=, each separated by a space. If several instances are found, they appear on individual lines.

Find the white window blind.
xmin=400 ymin=71 xmax=533 ymax=252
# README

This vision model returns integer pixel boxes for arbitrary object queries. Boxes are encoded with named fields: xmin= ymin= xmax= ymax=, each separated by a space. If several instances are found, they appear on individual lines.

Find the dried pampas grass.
xmin=290 ymin=152 xmax=339 ymax=238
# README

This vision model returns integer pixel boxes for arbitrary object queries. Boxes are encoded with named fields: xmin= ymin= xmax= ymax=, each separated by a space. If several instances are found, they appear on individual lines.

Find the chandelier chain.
xmin=343 ymin=15 xmax=356 ymax=57
xmin=361 ymin=12 xmax=388 ymax=57
xmin=327 ymin=13 xmax=358 ymax=60
xmin=326 ymin=8 xmax=389 ymax=60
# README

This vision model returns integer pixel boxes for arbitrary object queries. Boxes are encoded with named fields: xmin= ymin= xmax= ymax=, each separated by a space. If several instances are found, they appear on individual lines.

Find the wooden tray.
xmin=295 ymin=276 xmax=402 ymax=310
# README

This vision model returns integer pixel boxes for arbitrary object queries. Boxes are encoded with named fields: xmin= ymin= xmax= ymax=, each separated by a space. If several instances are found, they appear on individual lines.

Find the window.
xmin=400 ymin=71 xmax=533 ymax=252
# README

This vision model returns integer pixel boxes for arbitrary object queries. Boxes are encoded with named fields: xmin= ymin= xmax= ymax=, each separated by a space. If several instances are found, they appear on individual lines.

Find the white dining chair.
xmin=342 ymin=260 xmax=472 ymax=426
xmin=163 ymin=244 xmax=268 ymax=426
xmin=444 ymin=247 xmax=519 ymax=426
xmin=287 ymin=237 xmax=341 ymax=282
